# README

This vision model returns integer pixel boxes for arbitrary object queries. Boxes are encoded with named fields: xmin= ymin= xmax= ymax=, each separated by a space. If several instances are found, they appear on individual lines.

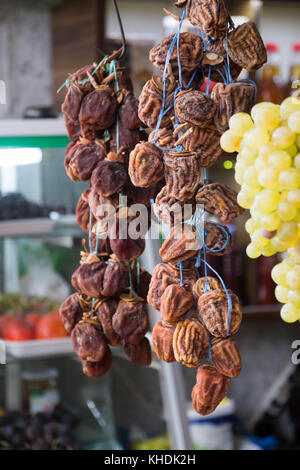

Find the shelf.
xmin=243 ymin=303 xmax=281 ymax=319
xmin=0 ymin=215 xmax=83 ymax=239
xmin=4 ymin=337 xmax=73 ymax=359
xmin=0 ymin=118 xmax=69 ymax=148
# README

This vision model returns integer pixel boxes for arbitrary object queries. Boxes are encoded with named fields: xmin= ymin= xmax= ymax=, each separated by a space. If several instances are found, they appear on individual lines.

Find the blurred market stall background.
xmin=0 ymin=0 xmax=299 ymax=450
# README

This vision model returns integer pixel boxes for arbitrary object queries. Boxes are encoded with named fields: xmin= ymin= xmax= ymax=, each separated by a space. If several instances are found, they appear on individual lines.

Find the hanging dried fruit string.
xmin=129 ymin=0 xmax=267 ymax=416
xmin=57 ymin=15 xmax=155 ymax=376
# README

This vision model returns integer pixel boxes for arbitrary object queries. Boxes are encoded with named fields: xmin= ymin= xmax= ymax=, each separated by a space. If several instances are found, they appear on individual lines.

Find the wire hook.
xmin=97 ymin=0 xmax=127 ymax=61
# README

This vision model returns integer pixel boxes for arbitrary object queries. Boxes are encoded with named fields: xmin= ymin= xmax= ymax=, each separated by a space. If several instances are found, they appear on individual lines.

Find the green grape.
xmin=272 ymin=126 xmax=296 ymax=149
xmin=286 ymin=144 xmax=298 ymax=157
xmin=261 ymin=213 xmax=281 ymax=231
xmin=268 ymin=150 xmax=292 ymax=172
xmin=294 ymin=154 xmax=300 ymax=170
xmin=288 ymin=290 xmax=300 ymax=307
xmin=287 ymin=189 xmax=300 ymax=208
xmin=243 ymin=166 xmax=259 ymax=186
xmin=261 ymin=244 xmax=277 ymax=257
xmin=251 ymin=102 xmax=280 ymax=131
xmin=258 ymin=167 xmax=279 ymax=189
xmin=255 ymin=189 xmax=280 ymax=213
xmin=275 ymin=285 xmax=289 ymax=304
xmin=259 ymin=143 xmax=279 ymax=159
xmin=297 ymin=135 xmax=300 ymax=149
xmin=229 ymin=113 xmax=254 ymax=136
xmin=251 ymin=229 xmax=269 ymax=248
xmin=238 ymin=147 xmax=257 ymax=166
xmin=245 ymin=218 xmax=260 ymax=234
xmin=250 ymin=207 xmax=264 ymax=224
xmin=255 ymin=156 xmax=269 ymax=172
xmin=288 ymin=111 xmax=300 ymax=133
xmin=242 ymin=127 xmax=270 ymax=150
xmin=246 ymin=243 xmax=261 ymax=259
xmin=280 ymin=303 xmax=299 ymax=323
xmin=277 ymin=221 xmax=298 ymax=242
xmin=271 ymin=262 xmax=290 ymax=285
xmin=277 ymin=200 xmax=297 ymax=221
xmin=279 ymin=168 xmax=300 ymax=190
xmin=271 ymin=237 xmax=290 ymax=253
xmin=286 ymin=266 xmax=300 ymax=289
xmin=280 ymin=97 xmax=300 ymax=120
xmin=294 ymin=210 xmax=300 ymax=222
xmin=288 ymin=242 xmax=300 ymax=263
xmin=237 ymin=190 xmax=254 ymax=209
xmin=220 ymin=130 xmax=242 ymax=153
xmin=241 ymin=183 xmax=260 ymax=197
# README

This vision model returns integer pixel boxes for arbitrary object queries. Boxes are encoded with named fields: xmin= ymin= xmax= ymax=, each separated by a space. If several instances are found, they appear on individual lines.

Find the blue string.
xmin=213 ymin=66 xmax=228 ymax=84
xmin=204 ymin=224 xmax=230 ymax=254
xmin=236 ymin=78 xmax=258 ymax=101
xmin=224 ymin=32 xmax=233 ymax=84
xmin=153 ymin=8 xmax=190 ymax=153
xmin=202 ymin=245 xmax=208 ymax=293
xmin=198 ymin=257 xmax=232 ymax=336
xmin=88 ymin=208 xmax=93 ymax=253
xmin=179 ymin=261 xmax=184 ymax=287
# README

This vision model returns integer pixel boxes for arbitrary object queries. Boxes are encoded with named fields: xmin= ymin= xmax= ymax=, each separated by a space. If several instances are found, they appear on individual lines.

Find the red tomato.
xmin=0 ymin=315 xmax=13 ymax=338
xmin=35 ymin=313 xmax=68 ymax=340
xmin=4 ymin=318 xmax=35 ymax=341
xmin=25 ymin=312 xmax=42 ymax=329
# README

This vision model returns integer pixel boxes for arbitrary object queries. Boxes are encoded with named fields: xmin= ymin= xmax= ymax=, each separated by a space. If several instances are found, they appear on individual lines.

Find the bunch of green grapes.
xmin=271 ymin=243 xmax=300 ymax=322
xmin=220 ymin=97 xmax=300 ymax=323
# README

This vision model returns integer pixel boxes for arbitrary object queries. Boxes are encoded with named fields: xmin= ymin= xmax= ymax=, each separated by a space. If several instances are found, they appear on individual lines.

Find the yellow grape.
xmin=250 ymin=208 xmax=264 ymax=225
xmin=238 ymin=147 xmax=257 ymax=166
xmin=288 ymin=241 xmax=300 ymax=263
xmin=294 ymin=154 xmax=300 ymax=171
xmin=243 ymin=166 xmax=259 ymax=186
xmin=277 ymin=200 xmax=297 ymax=221
xmin=279 ymin=168 xmax=300 ymax=190
xmin=280 ymin=97 xmax=300 ymax=120
xmin=254 ymin=189 xmax=280 ymax=213
xmin=286 ymin=266 xmax=300 ymax=289
xmin=251 ymin=102 xmax=280 ymax=131
xmin=241 ymin=183 xmax=260 ymax=197
xmin=246 ymin=243 xmax=261 ymax=259
xmin=259 ymin=143 xmax=279 ymax=159
xmin=242 ymin=127 xmax=270 ymax=150
xmin=277 ymin=221 xmax=298 ymax=243
xmin=287 ymin=189 xmax=300 ymax=208
xmin=229 ymin=113 xmax=254 ymax=136
xmin=294 ymin=210 xmax=300 ymax=222
xmin=245 ymin=218 xmax=260 ymax=235
xmin=261 ymin=213 xmax=281 ymax=231
xmin=268 ymin=150 xmax=292 ymax=172
xmin=288 ymin=111 xmax=300 ymax=133
xmin=220 ymin=130 xmax=242 ymax=153
xmin=280 ymin=303 xmax=299 ymax=323
xmin=261 ymin=244 xmax=277 ymax=257
xmin=258 ymin=167 xmax=279 ymax=189
xmin=271 ymin=262 xmax=289 ymax=285
xmin=286 ymin=144 xmax=298 ymax=157
xmin=272 ymin=126 xmax=296 ymax=149
xmin=271 ymin=237 xmax=290 ymax=253
xmin=297 ymin=135 xmax=300 ymax=149
xmin=237 ymin=190 xmax=254 ymax=209
xmin=251 ymin=229 xmax=269 ymax=248
xmin=254 ymin=156 xmax=269 ymax=172
xmin=275 ymin=285 xmax=290 ymax=303
xmin=288 ymin=290 xmax=300 ymax=307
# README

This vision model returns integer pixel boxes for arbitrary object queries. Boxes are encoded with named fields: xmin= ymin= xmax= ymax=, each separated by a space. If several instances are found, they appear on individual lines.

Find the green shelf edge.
xmin=0 ymin=136 xmax=70 ymax=148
